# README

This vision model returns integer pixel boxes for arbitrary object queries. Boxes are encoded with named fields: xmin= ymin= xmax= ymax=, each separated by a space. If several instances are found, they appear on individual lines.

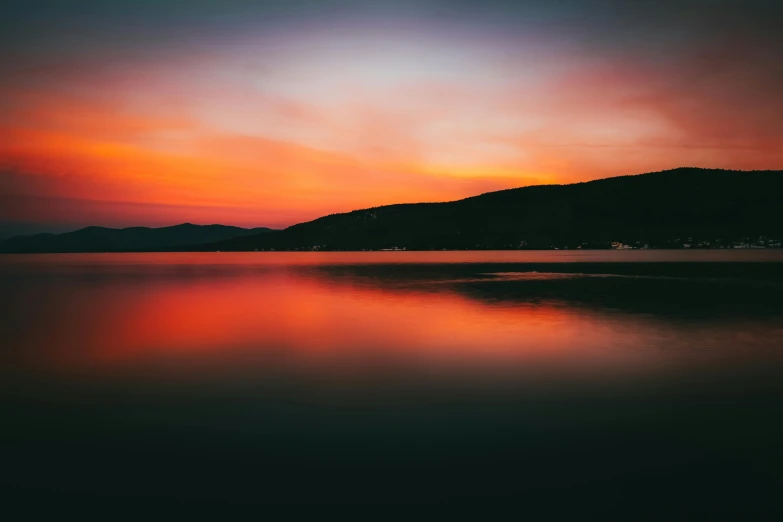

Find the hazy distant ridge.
xmin=0 ymin=223 xmax=273 ymax=253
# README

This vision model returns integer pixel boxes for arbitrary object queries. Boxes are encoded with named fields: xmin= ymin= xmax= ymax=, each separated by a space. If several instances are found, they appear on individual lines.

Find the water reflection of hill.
xmin=2 ymin=255 xmax=783 ymax=512
xmin=304 ymin=262 xmax=783 ymax=322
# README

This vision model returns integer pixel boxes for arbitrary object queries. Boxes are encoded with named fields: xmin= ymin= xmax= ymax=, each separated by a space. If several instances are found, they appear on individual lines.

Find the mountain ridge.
xmin=2 ymin=168 xmax=782 ymax=253
xmin=0 ymin=223 xmax=274 ymax=253
xmin=200 ymin=167 xmax=783 ymax=251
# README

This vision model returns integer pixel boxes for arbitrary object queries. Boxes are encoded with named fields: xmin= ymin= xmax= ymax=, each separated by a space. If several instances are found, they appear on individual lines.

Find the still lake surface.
xmin=1 ymin=251 xmax=782 ymax=513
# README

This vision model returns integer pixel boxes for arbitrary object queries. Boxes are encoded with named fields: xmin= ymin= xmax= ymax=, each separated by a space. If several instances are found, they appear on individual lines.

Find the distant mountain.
xmin=202 ymin=168 xmax=783 ymax=251
xmin=4 ymin=168 xmax=781 ymax=253
xmin=0 ymin=223 xmax=274 ymax=253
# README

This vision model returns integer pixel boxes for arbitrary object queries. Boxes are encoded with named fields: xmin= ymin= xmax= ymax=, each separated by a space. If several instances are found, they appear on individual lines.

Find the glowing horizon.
xmin=2 ymin=1 xmax=781 ymax=234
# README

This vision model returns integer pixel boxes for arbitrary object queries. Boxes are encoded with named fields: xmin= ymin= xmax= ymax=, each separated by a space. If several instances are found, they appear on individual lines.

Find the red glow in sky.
xmin=1 ymin=1 xmax=781 ymax=232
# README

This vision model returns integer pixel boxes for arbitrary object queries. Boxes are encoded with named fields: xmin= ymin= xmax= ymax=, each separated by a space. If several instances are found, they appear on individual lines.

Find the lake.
xmin=1 ymin=251 xmax=782 ymax=514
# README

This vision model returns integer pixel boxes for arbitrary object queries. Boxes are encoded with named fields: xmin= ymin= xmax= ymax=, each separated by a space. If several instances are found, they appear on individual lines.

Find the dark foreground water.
xmin=1 ymin=251 xmax=782 ymax=516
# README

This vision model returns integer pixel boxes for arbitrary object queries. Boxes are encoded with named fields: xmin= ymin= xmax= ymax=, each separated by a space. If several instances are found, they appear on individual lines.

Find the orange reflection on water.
xmin=6 ymin=252 xmax=777 ymax=380
xmin=0 ymin=272 xmax=649 ymax=377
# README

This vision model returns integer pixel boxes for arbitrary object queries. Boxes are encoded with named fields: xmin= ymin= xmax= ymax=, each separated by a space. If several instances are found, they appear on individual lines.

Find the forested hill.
xmin=202 ymin=168 xmax=783 ymax=251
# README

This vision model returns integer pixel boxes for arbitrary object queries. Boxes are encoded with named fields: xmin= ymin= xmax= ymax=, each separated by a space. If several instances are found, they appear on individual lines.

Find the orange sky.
xmin=1 ymin=1 xmax=781 ymax=232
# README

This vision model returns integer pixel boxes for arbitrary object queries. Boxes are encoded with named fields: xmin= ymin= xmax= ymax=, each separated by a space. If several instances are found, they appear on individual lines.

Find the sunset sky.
xmin=1 ymin=0 xmax=781 ymax=236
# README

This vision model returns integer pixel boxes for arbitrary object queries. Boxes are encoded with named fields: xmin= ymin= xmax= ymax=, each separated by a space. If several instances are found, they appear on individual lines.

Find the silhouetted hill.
xmin=4 ymin=169 xmax=781 ymax=253
xmin=0 ymin=223 xmax=273 ymax=253
xmin=203 ymin=168 xmax=783 ymax=251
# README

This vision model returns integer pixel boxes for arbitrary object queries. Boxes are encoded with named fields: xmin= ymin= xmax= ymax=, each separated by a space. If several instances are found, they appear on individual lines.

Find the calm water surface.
xmin=1 ymin=251 xmax=782 ymax=514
